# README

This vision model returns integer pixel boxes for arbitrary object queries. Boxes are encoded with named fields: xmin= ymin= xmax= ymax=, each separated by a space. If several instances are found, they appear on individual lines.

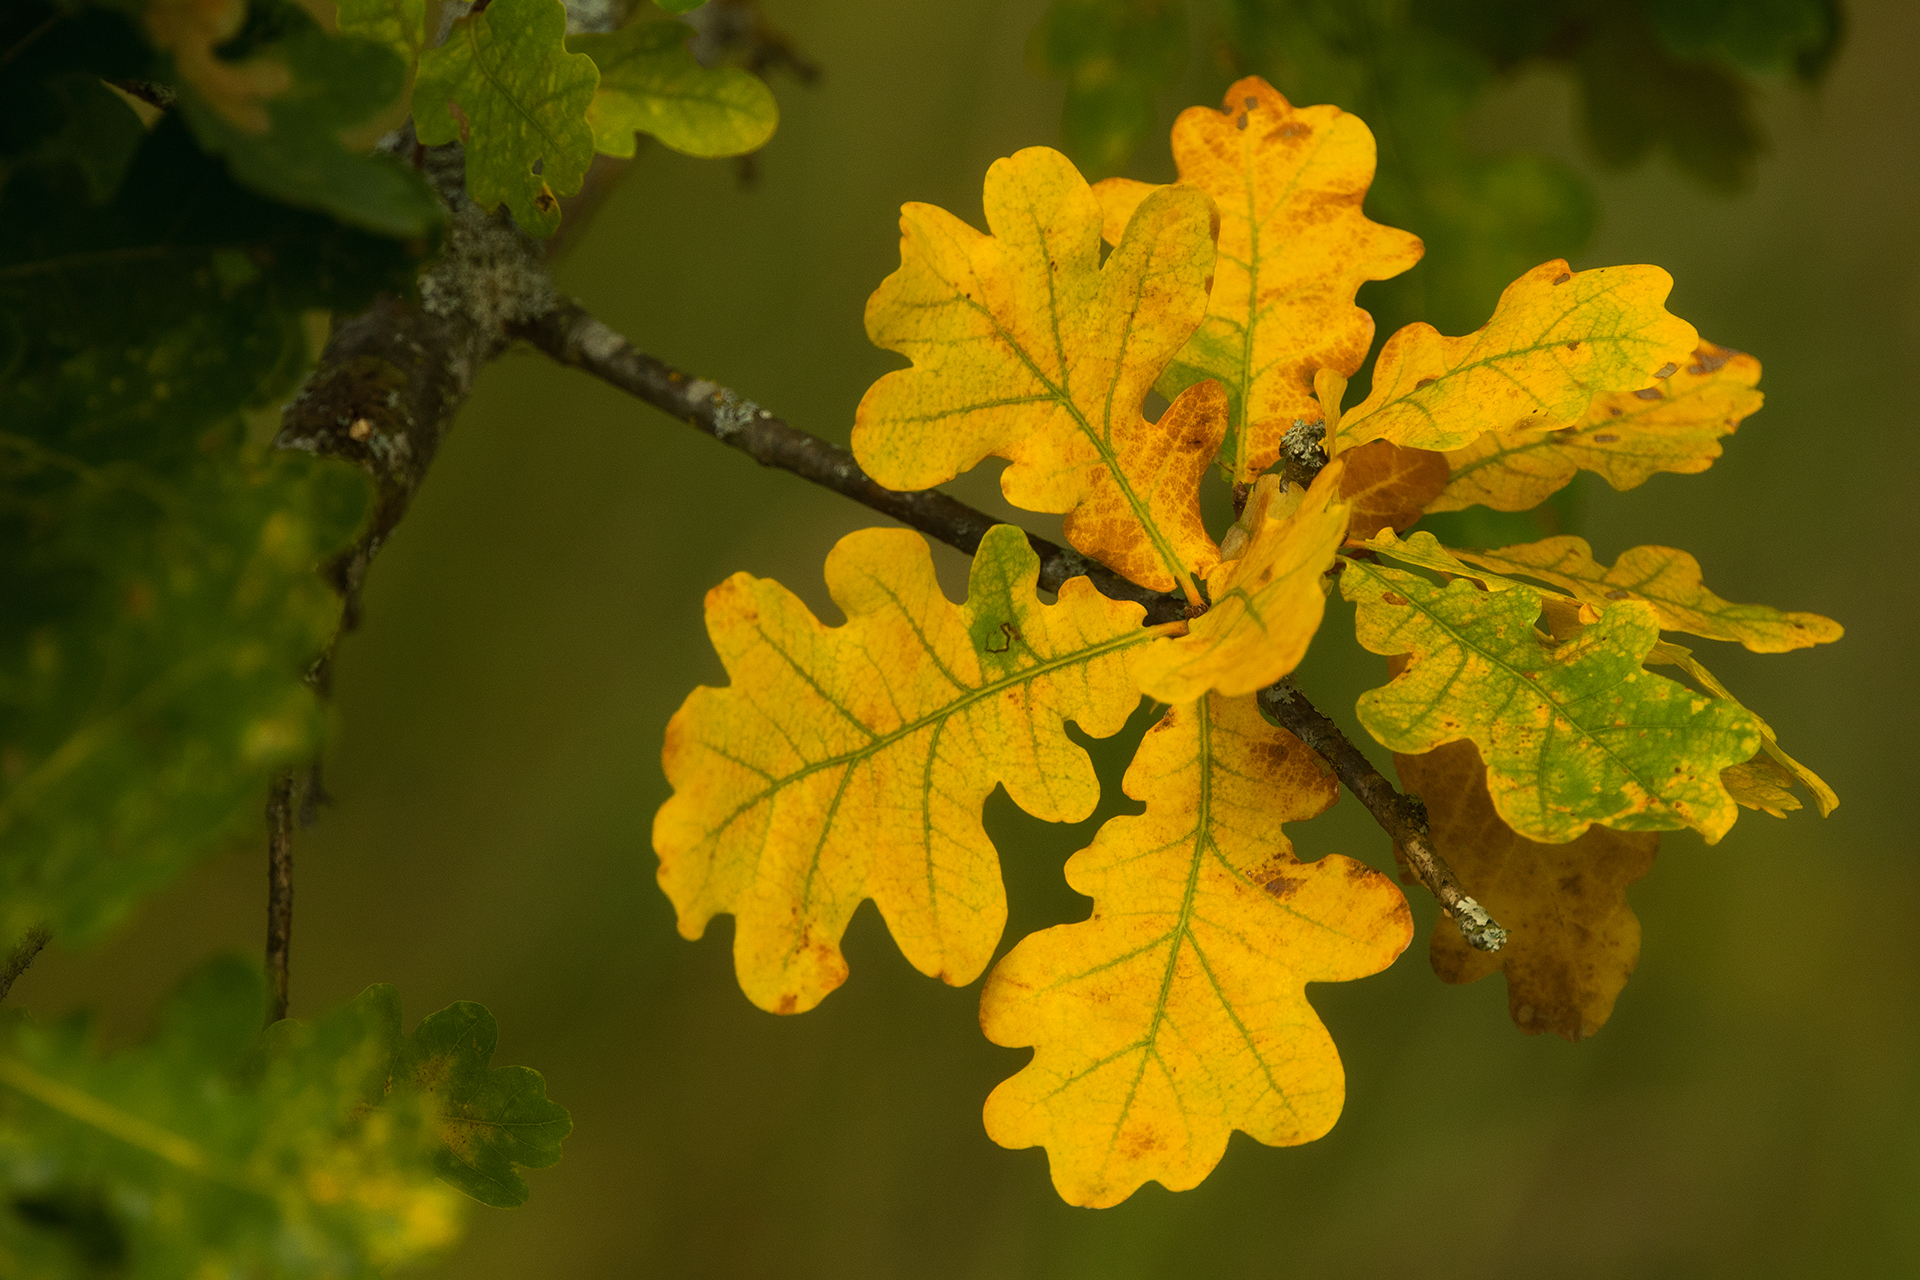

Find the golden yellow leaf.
xmin=1338 ymin=259 xmax=1700 ymax=452
xmin=981 ymin=694 xmax=1411 ymax=1207
xmin=854 ymin=147 xmax=1222 ymax=597
xmin=1092 ymin=77 xmax=1422 ymax=483
xmin=1452 ymin=537 xmax=1842 ymax=654
xmin=1433 ymin=343 xmax=1762 ymax=512
xmin=1645 ymin=640 xmax=1838 ymax=817
xmin=1721 ymin=754 xmax=1803 ymax=818
xmin=654 ymin=525 xmax=1162 ymax=1015
xmin=1337 ymin=441 xmax=1450 ymax=540
xmin=1133 ymin=460 xmax=1349 ymax=703
xmin=1395 ymin=741 xmax=1658 ymax=1041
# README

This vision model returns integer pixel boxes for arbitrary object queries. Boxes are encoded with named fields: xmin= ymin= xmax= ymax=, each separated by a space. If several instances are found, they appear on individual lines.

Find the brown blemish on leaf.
xmin=1236 ymin=112 xmax=1249 ymax=130
xmin=1552 ymin=271 xmax=1572 ymax=285
xmin=1633 ymin=387 xmax=1664 ymax=400
xmin=1652 ymin=362 xmax=1679 ymax=379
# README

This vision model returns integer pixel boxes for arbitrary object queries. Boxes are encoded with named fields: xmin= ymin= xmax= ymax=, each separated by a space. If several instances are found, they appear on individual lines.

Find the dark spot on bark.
xmin=1552 ymin=271 xmax=1572 ymax=285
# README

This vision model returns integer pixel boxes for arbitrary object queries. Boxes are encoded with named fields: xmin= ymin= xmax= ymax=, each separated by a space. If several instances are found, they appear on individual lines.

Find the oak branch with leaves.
xmin=0 ymin=0 xmax=1840 ymax=1264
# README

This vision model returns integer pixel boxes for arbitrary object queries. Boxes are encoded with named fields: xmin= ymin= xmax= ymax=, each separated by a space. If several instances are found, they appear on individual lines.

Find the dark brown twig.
xmin=0 ymin=927 xmax=51 ymax=1003
xmin=266 ymin=769 xmax=296 ymax=1023
xmin=513 ymin=300 xmax=1187 ymax=625
xmin=1259 ymin=682 xmax=1506 ymax=950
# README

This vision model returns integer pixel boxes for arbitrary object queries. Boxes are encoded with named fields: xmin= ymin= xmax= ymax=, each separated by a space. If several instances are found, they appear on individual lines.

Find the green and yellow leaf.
xmin=1134 ymin=462 xmax=1349 ymax=703
xmin=1395 ymin=741 xmax=1658 ymax=1041
xmin=1432 ymin=342 xmax=1761 ymax=512
xmin=413 ymin=0 xmax=598 ymax=236
xmin=1341 ymin=558 xmax=1759 ymax=842
xmin=654 ymin=524 xmax=1159 ymax=1015
xmin=1092 ymin=76 xmax=1422 ymax=483
xmin=981 ymin=694 xmax=1411 ymax=1207
xmin=1646 ymin=639 xmax=1837 ymax=816
xmin=1337 ymin=259 xmax=1700 ymax=452
xmin=1452 ymin=536 xmax=1841 ymax=653
xmin=572 ymin=19 xmax=778 ymax=159
xmin=0 ymin=960 xmax=475 ymax=1275
xmin=853 ymin=146 xmax=1221 ymax=597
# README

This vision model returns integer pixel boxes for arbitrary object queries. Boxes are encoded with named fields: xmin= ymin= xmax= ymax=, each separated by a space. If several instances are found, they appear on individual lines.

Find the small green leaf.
xmin=1340 ymin=557 xmax=1760 ymax=844
xmin=392 ymin=1003 xmax=572 ymax=1208
xmin=572 ymin=20 xmax=777 ymax=158
xmin=168 ymin=0 xmax=441 ymax=238
xmin=413 ymin=0 xmax=599 ymax=236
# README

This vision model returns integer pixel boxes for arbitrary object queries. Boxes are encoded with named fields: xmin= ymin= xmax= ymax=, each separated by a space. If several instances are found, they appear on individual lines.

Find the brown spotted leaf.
xmin=1433 ymin=342 xmax=1762 ymax=512
xmin=1396 ymin=741 xmax=1657 ymax=1041
xmin=1092 ymin=76 xmax=1422 ymax=482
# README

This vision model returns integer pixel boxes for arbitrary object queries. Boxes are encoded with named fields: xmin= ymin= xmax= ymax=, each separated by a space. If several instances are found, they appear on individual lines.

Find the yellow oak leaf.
xmin=1133 ymin=460 xmax=1350 ymax=703
xmin=854 ymin=147 xmax=1222 ymax=598
xmin=1432 ymin=342 xmax=1762 ymax=512
xmin=1721 ymin=754 xmax=1803 ymax=818
xmin=1336 ymin=440 xmax=1450 ymax=541
xmin=1337 ymin=259 xmax=1700 ymax=452
xmin=981 ymin=693 xmax=1411 ymax=1207
xmin=1452 ymin=537 xmax=1842 ymax=654
xmin=1091 ymin=77 xmax=1422 ymax=483
xmin=1646 ymin=639 xmax=1837 ymax=816
xmin=1395 ymin=741 xmax=1658 ymax=1041
xmin=654 ymin=525 xmax=1163 ymax=1015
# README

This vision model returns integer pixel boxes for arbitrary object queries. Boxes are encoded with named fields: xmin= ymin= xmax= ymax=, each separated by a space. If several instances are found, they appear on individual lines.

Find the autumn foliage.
xmin=654 ymin=77 xmax=1840 ymax=1206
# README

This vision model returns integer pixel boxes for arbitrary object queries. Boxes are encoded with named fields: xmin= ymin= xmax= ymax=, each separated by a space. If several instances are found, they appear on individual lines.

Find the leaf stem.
xmin=512 ymin=300 xmax=1189 ymax=625
xmin=266 ymin=770 xmax=295 ymax=1024
xmin=1258 ymin=681 xmax=1506 ymax=951
xmin=0 ymin=927 xmax=50 ymax=1003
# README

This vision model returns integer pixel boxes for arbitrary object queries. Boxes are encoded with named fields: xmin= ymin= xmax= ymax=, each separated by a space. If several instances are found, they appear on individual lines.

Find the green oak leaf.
xmin=169 ymin=0 xmax=441 ymax=238
xmin=572 ymin=20 xmax=777 ymax=158
xmin=414 ymin=0 xmax=599 ymax=236
xmin=1340 ymin=557 xmax=1759 ymax=844
xmin=391 ymin=1002 xmax=572 ymax=1208
xmin=0 ymin=117 xmax=420 ymax=943
xmin=0 ymin=958 xmax=465 ymax=1275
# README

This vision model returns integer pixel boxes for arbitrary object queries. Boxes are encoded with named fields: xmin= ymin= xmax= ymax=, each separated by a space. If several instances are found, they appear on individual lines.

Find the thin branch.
xmin=0 ymin=927 xmax=51 ymax=1004
xmin=1259 ymin=682 xmax=1507 ymax=951
xmin=266 ymin=769 xmax=296 ymax=1024
xmin=512 ymin=299 xmax=1188 ymax=625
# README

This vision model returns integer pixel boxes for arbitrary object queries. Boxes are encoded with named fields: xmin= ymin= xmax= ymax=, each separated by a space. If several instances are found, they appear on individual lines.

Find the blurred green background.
xmin=16 ymin=0 xmax=1920 ymax=1273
